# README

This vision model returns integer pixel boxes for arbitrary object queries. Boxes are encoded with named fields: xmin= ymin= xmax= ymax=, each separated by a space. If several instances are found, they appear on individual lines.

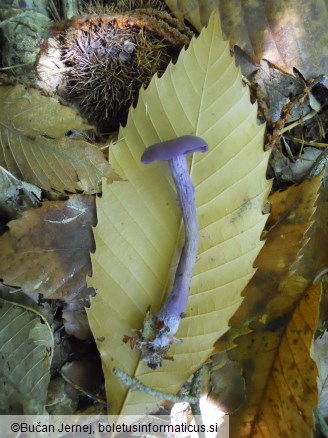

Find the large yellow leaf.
xmin=87 ymin=12 xmax=271 ymax=415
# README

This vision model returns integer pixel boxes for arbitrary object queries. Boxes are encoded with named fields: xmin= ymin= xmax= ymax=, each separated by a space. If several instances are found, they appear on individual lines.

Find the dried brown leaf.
xmin=61 ymin=360 xmax=104 ymax=395
xmin=296 ymin=187 xmax=328 ymax=283
xmin=0 ymin=195 xmax=96 ymax=301
xmin=165 ymin=0 xmax=328 ymax=78
xmin=229 ymin=177 xmax=322 ymax=330
xmin=253 ymin=60 xmax=313 ymax=123
xmin=210 ymin=352 xmax=246 ymax=413
xmin=0 ymin=85 xmax=90 ymax=138
xmin=46 ymin=378 xmax=78 ymax=415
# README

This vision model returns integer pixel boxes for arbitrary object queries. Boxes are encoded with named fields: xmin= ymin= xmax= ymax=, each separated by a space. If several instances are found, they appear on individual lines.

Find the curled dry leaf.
xmin=0 ymin=85 xmax=115 ymax=193
xmin=0 ymin=195 xmax=96 ymax=302
xmin=253 ymin=60 xmax=315 ymax=123
xmin=165 ymin=0 xmax=328 ymax=78
xmin=0 ymin=166 xmax=41 ymax=222
xmin=213 ymin=176 xmax=322 ymax=437
xmin=271 ymin=147 xmax=322 ymax=184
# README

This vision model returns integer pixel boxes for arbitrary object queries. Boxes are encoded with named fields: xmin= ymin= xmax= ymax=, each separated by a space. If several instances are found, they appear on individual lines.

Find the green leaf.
xmin=0 ymin=299 xmax=53 ymax=414
xmin=87 ymin=11 xmax=271 ymax=414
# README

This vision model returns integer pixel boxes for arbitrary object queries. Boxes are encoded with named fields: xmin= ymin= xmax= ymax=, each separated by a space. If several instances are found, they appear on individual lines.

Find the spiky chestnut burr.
xmin=133 ymin=136 xmax=208 ymax=369
xmin=36 ymin=5 xmax=193 ymax=133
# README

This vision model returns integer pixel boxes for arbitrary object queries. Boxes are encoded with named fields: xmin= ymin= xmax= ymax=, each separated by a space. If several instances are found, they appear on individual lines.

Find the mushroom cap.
xmin=141 ymin=135 xmax=208 ymax=164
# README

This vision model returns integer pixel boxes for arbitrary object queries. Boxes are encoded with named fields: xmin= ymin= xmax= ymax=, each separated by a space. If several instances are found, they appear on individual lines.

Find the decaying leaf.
xmin=0 ymin=298 xmax=53 ymax=414
xmin=212 ymin=177 xmax=322 ymax=436
xmin=210 ymin=352 xmax=246 ymax=413
xmin=87 ymin=12 xmax=271 ymax=415
xmin=61 ymin=359 xmax=104 ymax=396
xmin=253 ymin=60 xmax=315 ymax=123
xmin=0 ymin=85 xmax=115 ymax=193
xmin=164 ymin=0 xmax=217 ymax=35
xmin=0 ymin=166 xmax=41 ymax=222
xmin=165 ymin=0 xmax=328 ymax=78
xmin=223 ymin=176 xmax=322 ymax=332
xmin=0 ymin=85 xmax=89 ymax=138
xmin=46 ymin=378 xmax=78 ymax=415
xmin=296 ymin=187 xmax=328 ymax=283
xmin=271 ymin=147 xmax=322 ymax=184
xmin=230 ymin=284 xmax=320 ymax=437
xmin=63 ymin=302 xmax=92 ymax=340
xmin=0 ymin=195 xmax=96 ymax=302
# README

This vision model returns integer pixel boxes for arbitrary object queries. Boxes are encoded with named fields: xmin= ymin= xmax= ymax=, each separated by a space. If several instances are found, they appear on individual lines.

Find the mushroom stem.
xmin=154 ymin=154 xmax=198 ymax=345
xmin=128 ymin=135 xmax=207 ymax=368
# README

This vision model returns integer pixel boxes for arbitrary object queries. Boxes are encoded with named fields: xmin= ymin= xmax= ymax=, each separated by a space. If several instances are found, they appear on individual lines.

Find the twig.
xmin=305 ymin=147 xmax=328 ymax=179
xmin=115 ymin=366 xmax=208 ymax=437
xmin=60 ymin=372 xmax=107 ymax=406
xmin=279 ymin=110 xmax=317 ymax=135
xmin=189 ymin=367 xmax=206 ymax=438
xmin=189 ymin=366 xmax=205 ymax=414
xmin=314 ymin=408 xmax=328 ymax=437
xmin=284 ymin=135 xmax=328 ymax=148
xmin=281 ymin=137 xmax=295 ymax=162
xmin=113 ymin=368 xmax=199 ymax=404
xmin=241 ymin=75 xmax=253 ymax=88
xmin=0 ymin=62 xmax=34 ymax=70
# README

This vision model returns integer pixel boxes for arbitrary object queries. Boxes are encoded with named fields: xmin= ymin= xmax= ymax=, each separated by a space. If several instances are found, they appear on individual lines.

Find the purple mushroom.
xmin=137 ymin=135 xmax=208 ymax=368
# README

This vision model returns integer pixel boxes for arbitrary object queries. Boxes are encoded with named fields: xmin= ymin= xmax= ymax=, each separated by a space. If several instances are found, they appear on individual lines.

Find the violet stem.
xmin=153 ymin=153 xmax=198 ymax=347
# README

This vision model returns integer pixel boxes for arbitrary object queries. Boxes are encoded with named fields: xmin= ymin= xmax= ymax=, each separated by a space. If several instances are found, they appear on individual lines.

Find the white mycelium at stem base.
xmin=135 ymin=135 xmax=208 ymax=369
